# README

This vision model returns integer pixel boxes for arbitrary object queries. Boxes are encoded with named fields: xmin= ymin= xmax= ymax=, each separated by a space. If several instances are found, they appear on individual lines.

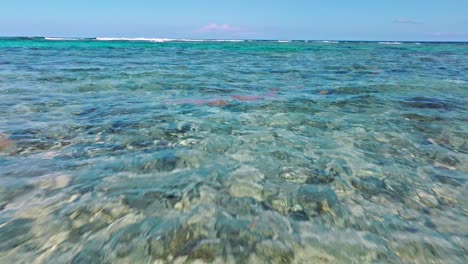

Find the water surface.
xmin=0 ymin=38 xmax=467 ymax=263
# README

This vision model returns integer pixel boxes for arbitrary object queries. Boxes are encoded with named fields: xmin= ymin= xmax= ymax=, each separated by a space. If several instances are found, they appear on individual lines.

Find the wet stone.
xmin=288 ymin=210 xmax=309 ymax=221
xmin=351 ymin=176 xmax=386 ymax=197
xmin=305 ymin=169 xmax=335 ymax=184
xmin=122 ymin=190 xmax=181 ymax=210
xmin=143 ymin=190 xmax=181 ymax=206
xmin=227 ymin=166 xmax=265 ymax=201
xmin=268 ymin=192 xmax=293 ymax=214
xmin=125 ymin=152 xmax=183 ymax=173
xmin=187 ymin=239 xmax=223 ymax=262
xmin=280 ymin=167 xmax=309 ymax=184
xmin=230 ymin=166 xmax=265 ymax=183
xmin=264 ymin=184 xmax=305 ymax=216
xmin=219 ymin=196 xmax=261 ymax=216
xmin=325 ymin=159 xmax=352 ymax=178
xmin=148 ymin=221 xmax=208 ymax=259
xmin=67 ymin=206 xmax=127 ymax=237
xmin=296 ymin=185 xmax=338 ymax=217
xmin=228 ymin=180 xmax=263 ymax=201
xmin=215 ymin=218 xmax=258 ymax=246
xmin=110 ymin=230 xmax=149 ymax=261
xmin=255 ymin=240 xmax=294 ymax=263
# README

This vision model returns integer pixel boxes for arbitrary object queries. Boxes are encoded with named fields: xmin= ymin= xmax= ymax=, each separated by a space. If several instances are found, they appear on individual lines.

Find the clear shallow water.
xmin=0 ymin=38 xmax=467 ymax=263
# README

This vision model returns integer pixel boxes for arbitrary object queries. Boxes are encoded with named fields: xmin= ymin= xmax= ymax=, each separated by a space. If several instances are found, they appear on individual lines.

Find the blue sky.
xmin=1 ymin=0 xmax=467 ymax=40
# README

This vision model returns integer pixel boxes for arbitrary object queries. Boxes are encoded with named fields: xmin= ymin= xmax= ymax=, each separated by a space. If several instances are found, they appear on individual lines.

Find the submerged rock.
xmin=351 ymin=176 xmax=386 ymax=197
xmin=297 ymin=185 xmax=338 ymax=217
xmin=401 ymin=97 xmax=459 ymax=110
xmin=305 ymin=169 xmax=335 ymax=184
xmin=255 ymin=240 xmax=294 ymax=263
xmin=215 ymin=218 xmax=252 ymax=243
xmin=121 ymin=190 xmax=181 ymax=211
xmin=227 ymin=166 xmax=265 ymax=201
xmin=230 ymin=166 xmax=265 ymax=183
xmin=228 ymin=181 xmax=263 ymax=201
xmin=187 ymin=239 xmax=223 ymax=262
xmin=148 ymin=220 xmax=210 ymax=259
xmin=280 ymin=167 xmax=309 ymax=184
xmin=105 ymin=223 xmax=151 ymax=262
xmin=268 ymin=191 xmax=294 ymax=214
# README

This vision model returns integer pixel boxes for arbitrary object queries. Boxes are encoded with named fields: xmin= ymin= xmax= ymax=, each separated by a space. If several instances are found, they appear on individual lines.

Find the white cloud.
xmin=196 ymin=23 xmax=241 ymax=33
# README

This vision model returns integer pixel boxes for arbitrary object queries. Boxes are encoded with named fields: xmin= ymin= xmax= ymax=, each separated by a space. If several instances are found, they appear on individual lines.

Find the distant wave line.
xmin=45 ymin=37 xmax=84 ymax=41
xmin=378 ymin=42 xmax=403 ymax=45
xmin=96 ymin=37 xmax=175 ymax=42
xmin=319 ymin=40 xmax=339 ymax=44
xmin=95 ymin=38 xmax=246 ymax=43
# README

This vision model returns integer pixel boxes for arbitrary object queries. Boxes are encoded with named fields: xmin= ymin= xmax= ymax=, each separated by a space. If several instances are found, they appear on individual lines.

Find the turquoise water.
xmin=0 ymin=38 xmax=467 ymax=263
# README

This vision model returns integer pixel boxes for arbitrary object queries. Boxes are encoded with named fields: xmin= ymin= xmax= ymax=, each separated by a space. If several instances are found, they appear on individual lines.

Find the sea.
xmin=0 ymin=37 xmax=467 ymax=263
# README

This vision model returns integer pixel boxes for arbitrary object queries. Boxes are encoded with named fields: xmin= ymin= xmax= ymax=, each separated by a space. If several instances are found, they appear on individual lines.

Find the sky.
xmin=1 ymin=0 xmax=467 ymax=41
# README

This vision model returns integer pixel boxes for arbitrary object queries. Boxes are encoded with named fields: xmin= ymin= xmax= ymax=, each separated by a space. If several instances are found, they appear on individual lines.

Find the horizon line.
xmin=1 ymin=36 xmax=468 ymax=43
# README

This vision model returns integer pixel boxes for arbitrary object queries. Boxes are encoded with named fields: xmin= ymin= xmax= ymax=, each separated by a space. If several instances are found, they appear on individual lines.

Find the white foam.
xmin=96 ymin=37 xmax=176 ymax=42
xmin=178 ymin=39 xmax=205 ymax=42
xmin=180 ymin=39 xmax=244 ymax=42
xmin=211 ymin=39 xmax=244 ymax=42
xmin=95 ymin=38 xmax=245 ymax=43
xmin=45 ymin=37 xmax=82 ymax=41
xmin=378 ymin=42 xmax=403 ymax=45
xmin=277 ymin=40 xmax=291 ymax=43
xmin=321 ymin=40 xmax=339 ymax=44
